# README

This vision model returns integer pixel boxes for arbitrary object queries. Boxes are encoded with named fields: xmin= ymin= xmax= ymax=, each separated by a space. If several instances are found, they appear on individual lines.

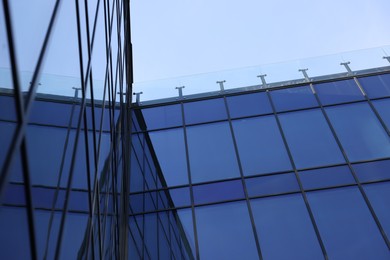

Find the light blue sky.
xmin=131 ymin=0 xmax=390 ymax=83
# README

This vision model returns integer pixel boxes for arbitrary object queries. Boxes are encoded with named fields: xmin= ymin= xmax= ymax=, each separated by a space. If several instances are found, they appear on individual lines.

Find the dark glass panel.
xmin=141 ymin=104 xmax=182 ymax=130
xmin=29 ymin=100 xmax=72 ymax=127
xmin=251 ymin=194 xmax=323 ymax=260
xmin=129 ymin=193 xmax=144 ymax=214
xmin=326 ymin=102 xmax=390 ymax=162
xmin=232 ymin=116 xmax=292 ymax=176
xmin=130 ymin=149 xmax=145 ymax=193
xmin=363 ymin=182 xmax=390 ymax=238
xmin=314 ymin=79 xmax=364 ymax=105
xmin=270 ymin=85 xmax=317 ymax=112
xmin=186 ymin=122 xmax=240 ymax=183
xmin=184 ymin=98 xmax=227 ymax=125
xmin=299 ymin=166 xmax=355 ymax=190
xmin=0 ymin=121 xmax=16 ymax=171
xmin=169 ymin=187 xmax=191 ymax=208
xmin=144 ymin=191 xmax=157 ymax=212
xmin=144 ymin=213 xmax=158 ymax=260
xmin=353 ymin=160 xmax=390 ymax=182
xmin=246 ymin=173 xmax=299 ymax=197
xmin=358 ymin=74 xmax=390 ymax=98
xmin=227 ymin=92 xmax=272 ymax=118
xmin=308 ymin=187 xmax=389 ymax=259
xmin=61 ymin=213 xmax=89 ymax=259
xmin=0 ymin=95 xmax=17 ymax=121
xmin=149 ymin=128 xmax=188 ymax=187
xmin=279 ymin=109 xmax=345 ymax=169
xmin=373 ymin=98 xmax=390 ymax=130
xmin=195 ymin=201 xmax=258 ymax=259
xmin=177 ymin=209 xmax=196 ymax=258
xmin=193 ymin=179 xmax=244 ymax=204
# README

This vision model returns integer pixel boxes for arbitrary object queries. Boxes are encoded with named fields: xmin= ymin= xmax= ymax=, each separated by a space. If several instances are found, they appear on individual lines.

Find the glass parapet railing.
xmin=1 ymin=45 xmax=390 ymax=103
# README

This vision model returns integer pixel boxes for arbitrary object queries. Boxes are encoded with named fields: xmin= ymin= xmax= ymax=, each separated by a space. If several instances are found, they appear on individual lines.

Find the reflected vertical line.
xmin=1 ymin=1 xmax=38 ymax=259
xmin=180 ymin=102 xmax=200 ymax=260
xmin=310 ymin=82 xmax=390 ymax=249
xmin=222 ymin=94 xmax=263 ymax=260
xmin=266 ymin=90 xmax=328 ymax=260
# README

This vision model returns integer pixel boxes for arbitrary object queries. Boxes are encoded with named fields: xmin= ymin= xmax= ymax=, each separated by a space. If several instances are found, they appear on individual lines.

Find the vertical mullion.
xmin=222 ymin=94 xmax=263 ymax=259
xmin=266 ymin=90 xmax=328 ymax=260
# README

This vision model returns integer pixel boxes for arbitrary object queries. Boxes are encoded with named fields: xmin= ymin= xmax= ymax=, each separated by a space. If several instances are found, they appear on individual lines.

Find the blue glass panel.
xmin=159 ymin=223 xmax=171 ymax=260
xmin=61 ymin=213 xmax=89 ymax=259
xmin=141 ymin=104 xmax=182 ymax=130
xmin=184 ymin=98 xmax=227 ymax=125
xmin=30 ymin=100 xmax=72 ymax=126
xmin=299 ymin=166 xmax=355 ymax=190
xmin=130 ymin=148 xmax=144 ymax=193
xmin=169 ymin=187 xmax=191 ymax=207
xmin=129 ymin=193 xmax=144 ymax=214
xmin=145 ymin=192 xmax=157 ymax=212
xmin=363 ymin=182 xmax=390 ymax=238
xmin=308 ymin=187 xmax=390 ymax=259
xmin=0 ymin=95 xmax=16 ymax=121
xmin=326 ymin=103 xmax=390 ymax=162
xmin=177 ymin=209 xmax=196 ymax=258
xmin=251 ymin=194 xmax=323 ymax=260
xmin=149 ymin=128 xmax=188 ymax=187
xmin=246 ymin=173 xmax=299 ymax=197
xmin=314 ymin=79 xmax=364 ymax=105
xmin=227 ymin=92 xmax=272 ymax=118
xmin=279 ymin=109 xmax=345 ymax=169
xmin=270 ymin=85 xmax=318 ymax=112
xmin=233 ymin=116 xmax=292 ymax=176
xmin=353 ymin=160 xmax=390 ymax=182
xmin=0 ymin=121 xmax=16 ymax=171
xmin=144 ymin=213 xmax=158 ymax=260
xmin=373 ymin=98 xmax=390 ymax=130
xmin=187 ymin=122 xmax=240 ymax=183
xmin=358 ymin=74 xmax=390 ymax=98
xmin=195 ymin=201 xmax=258 ymax=259
xmin=193 ymin=179 xmax=244 ymax=204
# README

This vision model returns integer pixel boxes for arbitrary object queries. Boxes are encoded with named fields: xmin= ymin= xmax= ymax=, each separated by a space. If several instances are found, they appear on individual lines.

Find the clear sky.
xmin=130 ymin=0 xmax=390 ymax=83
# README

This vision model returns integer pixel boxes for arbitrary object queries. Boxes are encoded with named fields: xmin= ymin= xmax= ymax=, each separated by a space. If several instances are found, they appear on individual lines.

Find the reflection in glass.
xmin=270 ymin=85 xmax=317 ymax=112
xmin=251 ymin=194 xmax=323 ymax=260
xmin=233 ymin=116 xmax=292 ymax=176
xmin=193 ymin=180 xmax=244 ymax=204
xmin=187 ymin=122 xmax=240 ymax=183
xmin=279 ymin=109 xmax=345 ymax=169
xmin=353 ymin=160 xmax=390 ymax=182
xmin=314 ymin=79 xmax=364 ymax=105
xmin=326 ymin=103 xmax=390 ymax=162
xmin=184 ymin=98 xmax=227 ymax=125
xmin=141 ymin=104 xmax=182 ymax=130
xmin=195 ymin=201 xmax=258 ymax=259
xmin=299 ymin=166 xmax=355 ymax=190
xmin=246 ymin=173 xmax=299 ymax=197
xmin=358 ymin=74 xmax=390 ymax=98
xmin=373 ymin=98 xmax=390 ymax=130
xmin=227 ymin=92 xmax=272 ymax=118
xmin=307 ymin=187 xmax=390 ymax=259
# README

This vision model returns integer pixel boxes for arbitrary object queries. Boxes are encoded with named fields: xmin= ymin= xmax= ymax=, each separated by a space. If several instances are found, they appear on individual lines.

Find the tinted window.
xmin=279 ymin=109 xmax=345 ymax=169
xmin=299 ymin=166 xmax=355 ymax=190
xmin=353 ymin=160 xmax=390 ymax=182
xmin=373 ymin=98 xmax=390 ymax=130
xmin=187 ymin=122 xmax=240 ymax=183
xmin=270 ymin=85 xmax=318 ymax=112
xmin=184 ymin=98 xmax=227 ymax=125
xmin=141 ymin=104 xmax=182 ymax=130
xmin=149 ymin=128 xmax=188 ymax=187
xmin=314 ymin=79 xmax=364 ymax=105
xmin=233 ymin=116 xmax=292 ymax=176
xmin=358 ymin=74 xmax=390 ymax=98
xmin=307 ymin=187 xmax=390 ymax=259
xmin=177 ymin=209 xmax=196 ymax=257
xmin=246 ymin=173 xmax=299 ymax=197
xmin=193 ymin=179 xmax=244 ymax=204
xmin=251 ymin=194 xmax=323 ymax=260
xmin=195 ymin=201 xmax=258 ymax=259
xmin=227 ymin=92 xmax=272 ymax=118
xmin=169 ymin=187 xmax=191 ymax=207
xmin=326 ymin=103 xmax=390 ymax=162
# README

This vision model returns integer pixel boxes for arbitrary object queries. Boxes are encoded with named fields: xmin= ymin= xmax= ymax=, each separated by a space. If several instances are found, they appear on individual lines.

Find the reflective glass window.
xmin=353 ymin=160 xmax=390 ymax=182
xmin=373 ymin=98 xmax=390 ymax=130
xmin=0 ymin=95 xmax=16 ymax=121
xmin=144 ymin=213 xmax=158 ymax=260
xmin=299 ymin=166 xmax=355 ymax=190
xmin=193 ymin=179 xmax=244 ymax=204
xmin=307 ymin=187 xmax=390 ymax=259
xmin=363 ymin=182 xmax=390 ymax=238
xmin=326 ymin=102 xmax=390 ymax=162
xmin=279 ymin=109 xmax=345 ymax=169
xmin=232 ymin=116 xmax=292 ymax=176
xmin=195 ymin=201 xmax=258 ymax=259
xmin=314 ymin=79 xmax=364 ymax=105
xmin=270 ymin=85 xmax=318 ymax=112
xmin=227 ymin=92 xmax=272 ymax=118
xmin=141 ymin=104 xmax=182 ymax=130
xmin=184 ymin=98 xmax=227 ymax=125
xmin=0 ymin=121 xmax=16 ymax=170
xmin=358 ymin=74 xmax=390 ymax=98
xmin=187 ymin=122 xmax=240 ymax=183
xmin=177 ymin=209 xmax=196 ymax=258
xmin=149 ymin=128 xmax=188 ymax=187
xmin=246 ymin=173 xmax=299 ymax=197
xmin=168 ymin=187 xmax=191 ymax=208
xmin=251 ymin=194 xmax=323 ymax=260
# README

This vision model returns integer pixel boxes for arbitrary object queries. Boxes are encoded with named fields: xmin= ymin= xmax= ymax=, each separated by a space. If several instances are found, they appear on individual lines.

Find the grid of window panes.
xmin=131 ymin=72 xmax=390 ymax=260
xmin=0 ymin=0 xmax=132 ymax=259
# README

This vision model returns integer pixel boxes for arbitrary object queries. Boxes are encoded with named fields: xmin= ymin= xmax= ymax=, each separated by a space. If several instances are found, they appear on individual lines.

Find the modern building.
xmin=1 ymin=1 xmax=390 ymax=260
